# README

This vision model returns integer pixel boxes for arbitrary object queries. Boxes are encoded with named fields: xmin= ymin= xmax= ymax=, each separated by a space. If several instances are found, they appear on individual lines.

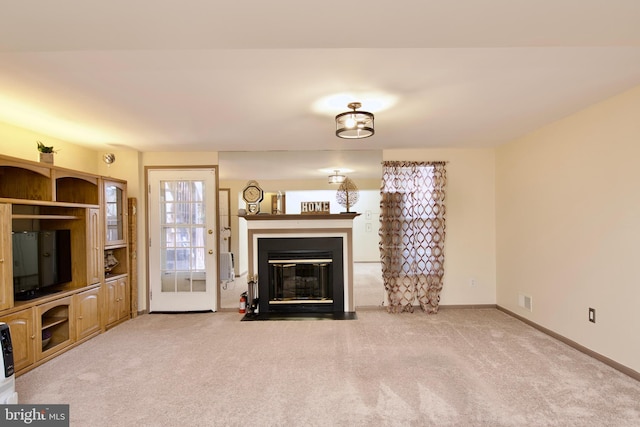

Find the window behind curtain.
xmin=379 ymin=161 xmax=447 ymax=313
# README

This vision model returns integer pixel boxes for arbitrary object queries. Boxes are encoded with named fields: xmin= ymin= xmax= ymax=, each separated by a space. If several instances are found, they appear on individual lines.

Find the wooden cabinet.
xmin=75 ymin=287 xmax=100 ymax=341
xmin=104 ymin=180 xmax=127 ymax=247
xmin=37 ymin=296 xmax=74 ymax=360
xmin=1 ymin=289 xmax=99 ymax=375
xmin=0 ymin=154 xmax=130 ymax=375
xmin=103 ymin=179 xmax=130 ymax=328
xmin=87 ymin=208 xmax=102 ymax=285
xmin=0 ymin=308 xmax=36 ymax=373
xmin=105 ymin=276 xmax=129 ymax=328
xmin=0 ymin=204 xmax=12 ymax=310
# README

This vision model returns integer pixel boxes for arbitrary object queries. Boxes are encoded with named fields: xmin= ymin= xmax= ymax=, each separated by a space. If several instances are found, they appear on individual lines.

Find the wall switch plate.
xmin=589 ymin=308 xmax=596 ymax=323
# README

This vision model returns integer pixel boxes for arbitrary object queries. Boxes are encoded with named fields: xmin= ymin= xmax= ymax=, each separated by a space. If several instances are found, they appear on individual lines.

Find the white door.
xmin=148 ymin=169 xmax=218 ymax=312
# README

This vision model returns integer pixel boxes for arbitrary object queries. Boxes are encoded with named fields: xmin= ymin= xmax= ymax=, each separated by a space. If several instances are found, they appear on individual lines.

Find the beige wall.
xmin=496 ymin=85 xmax=640 ymax=373
xmin=0 ymin=121 xmax=100 ymax=173
xmin=383 ymin=148 xmax=497 ymax=305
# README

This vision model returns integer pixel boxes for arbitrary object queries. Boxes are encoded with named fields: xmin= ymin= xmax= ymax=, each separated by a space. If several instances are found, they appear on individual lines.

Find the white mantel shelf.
xmin=241 ymin=213 xmax=360 ymax=221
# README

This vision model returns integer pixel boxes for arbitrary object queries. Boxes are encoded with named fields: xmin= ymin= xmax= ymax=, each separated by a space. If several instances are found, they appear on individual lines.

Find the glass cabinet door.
xmin=104 ymin=181 xmax=127 ymax=246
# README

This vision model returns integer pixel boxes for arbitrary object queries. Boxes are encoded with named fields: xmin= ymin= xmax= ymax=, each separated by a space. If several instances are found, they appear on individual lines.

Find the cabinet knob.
xmin=31 ymin=335 xmax=35 ymax=340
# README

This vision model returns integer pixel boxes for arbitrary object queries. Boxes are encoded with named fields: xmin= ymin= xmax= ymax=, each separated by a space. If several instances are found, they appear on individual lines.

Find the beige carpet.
xmin=16 ymin=308 xmax=640 ymax=426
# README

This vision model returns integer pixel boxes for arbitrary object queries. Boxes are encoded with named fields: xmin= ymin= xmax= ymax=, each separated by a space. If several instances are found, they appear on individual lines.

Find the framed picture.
xmin=271 ymin=193 xmax=285 ymax=214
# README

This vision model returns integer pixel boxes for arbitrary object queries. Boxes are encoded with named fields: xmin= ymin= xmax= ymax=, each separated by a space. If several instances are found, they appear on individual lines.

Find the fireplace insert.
xmin=257 ymin=237 xmax=343 ymax=313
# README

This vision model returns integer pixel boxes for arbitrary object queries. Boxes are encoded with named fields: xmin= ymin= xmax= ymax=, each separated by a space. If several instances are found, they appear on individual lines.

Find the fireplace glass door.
xmin=269 ymin=258 xmax=333 ymax=304
xmin=258 ymin=237 xmax=344 ymax=314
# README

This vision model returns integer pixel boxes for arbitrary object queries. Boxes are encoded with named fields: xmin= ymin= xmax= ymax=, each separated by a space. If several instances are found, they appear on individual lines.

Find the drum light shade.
xmin=335 ymin=102 xmax=374 ymax=139
xmin=328 ymin=170 xmax=346 ymax=184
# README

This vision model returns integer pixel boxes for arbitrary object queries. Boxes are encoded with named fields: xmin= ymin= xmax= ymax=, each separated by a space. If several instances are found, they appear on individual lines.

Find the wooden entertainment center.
xmin=0 ymin=154 xmax=130 ymax=376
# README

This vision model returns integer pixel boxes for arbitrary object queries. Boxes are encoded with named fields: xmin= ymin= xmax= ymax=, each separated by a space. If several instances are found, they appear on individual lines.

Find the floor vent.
xmin=518 ymin=294 xmax=533 ymax=312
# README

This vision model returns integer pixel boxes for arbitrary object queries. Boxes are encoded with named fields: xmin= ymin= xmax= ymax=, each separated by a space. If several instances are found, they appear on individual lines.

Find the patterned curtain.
xmin=379 ymin=161 xmax=447 ymax=314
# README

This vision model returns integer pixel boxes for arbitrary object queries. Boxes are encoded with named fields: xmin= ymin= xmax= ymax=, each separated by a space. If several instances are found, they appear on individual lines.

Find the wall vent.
xmin=518 ymin=294 xmax=533 ymax=312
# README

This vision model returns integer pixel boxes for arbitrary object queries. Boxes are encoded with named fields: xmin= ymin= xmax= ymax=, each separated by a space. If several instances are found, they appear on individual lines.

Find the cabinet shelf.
xmin=12 ymin=214 xmax=81 ymax=220
xmin=42 ymin=316 xmax=68 ymax=330
xmin=0 ymin=197 xmax=98 ymax=209
xmin=38 ymin=299 xmax=72 ymax=358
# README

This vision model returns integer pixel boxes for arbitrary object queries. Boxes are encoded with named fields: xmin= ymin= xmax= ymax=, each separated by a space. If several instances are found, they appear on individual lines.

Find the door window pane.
xmin=159 ymin=179 xmax=207 ymax=293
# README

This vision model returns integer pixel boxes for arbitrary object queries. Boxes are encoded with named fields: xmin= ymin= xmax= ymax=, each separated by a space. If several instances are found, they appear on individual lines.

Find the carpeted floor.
xmin=15 ymin=308 xmax=640 ymax=426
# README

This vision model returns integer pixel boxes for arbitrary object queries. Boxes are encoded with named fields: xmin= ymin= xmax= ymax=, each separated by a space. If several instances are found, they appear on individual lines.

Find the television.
xmin=12 ymin=230 xmax=72 ymax=301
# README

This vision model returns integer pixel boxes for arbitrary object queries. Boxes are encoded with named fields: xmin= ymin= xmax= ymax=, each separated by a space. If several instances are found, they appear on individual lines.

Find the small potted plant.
xmin=37 ymin=141 xmax=56 ymax=164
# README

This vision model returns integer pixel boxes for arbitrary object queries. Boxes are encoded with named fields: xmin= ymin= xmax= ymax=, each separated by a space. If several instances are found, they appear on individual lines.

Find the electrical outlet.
xmin=470 ymin=278 xmax=477 ymax=287
xmin=589 ymin=307 xmax=596 ymax=323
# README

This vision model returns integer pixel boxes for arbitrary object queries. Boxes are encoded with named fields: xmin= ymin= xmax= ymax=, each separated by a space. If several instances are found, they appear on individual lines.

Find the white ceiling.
xmin=1 ymin=1 xmax=640 ymax=179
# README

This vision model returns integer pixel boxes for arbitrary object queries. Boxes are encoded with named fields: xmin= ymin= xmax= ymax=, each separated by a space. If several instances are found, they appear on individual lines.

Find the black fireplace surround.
xmin=257 ymin=237 xmax=344 ymax=314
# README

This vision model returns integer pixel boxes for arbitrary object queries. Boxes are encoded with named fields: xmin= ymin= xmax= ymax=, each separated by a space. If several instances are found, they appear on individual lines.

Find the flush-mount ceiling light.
xmin=335 ymin=102 xmax=374 ymax=139
xmin=328 ymin=170 xmax=346 ymax=184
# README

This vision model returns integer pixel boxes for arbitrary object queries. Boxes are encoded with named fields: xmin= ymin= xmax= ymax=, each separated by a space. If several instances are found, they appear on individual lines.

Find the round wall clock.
xmin=242 ymin=180 xmax=264 ymax=214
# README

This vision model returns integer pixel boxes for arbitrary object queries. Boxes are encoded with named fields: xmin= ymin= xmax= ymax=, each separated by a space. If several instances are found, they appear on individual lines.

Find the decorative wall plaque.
xmin=300 ymin=201 xmax=330 ymax=214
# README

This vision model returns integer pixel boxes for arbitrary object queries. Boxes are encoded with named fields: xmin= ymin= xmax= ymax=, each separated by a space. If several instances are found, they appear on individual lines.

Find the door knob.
xmin=208 ymin=250 xmax=214 ymax=254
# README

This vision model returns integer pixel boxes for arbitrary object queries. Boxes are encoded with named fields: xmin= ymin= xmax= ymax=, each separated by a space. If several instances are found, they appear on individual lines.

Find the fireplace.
xmin=243 ymin=213 xmax=358 ymax=314
xmin=257 ymin=237 xmax=343 ymax=313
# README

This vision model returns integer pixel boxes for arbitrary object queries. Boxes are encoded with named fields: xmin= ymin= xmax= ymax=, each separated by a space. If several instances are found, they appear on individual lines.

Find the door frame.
xmin=219 ymin=188 xmax=231 ymax=253
xmin=144 ymin=165 xmax=220 ymax=312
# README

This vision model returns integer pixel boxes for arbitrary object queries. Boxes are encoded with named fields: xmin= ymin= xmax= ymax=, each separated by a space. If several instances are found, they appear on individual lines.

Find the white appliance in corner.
xmin=0 ymin=322 xmax=18 ymax=404
xmin=220 ymin=252 xmax=235 ymax=282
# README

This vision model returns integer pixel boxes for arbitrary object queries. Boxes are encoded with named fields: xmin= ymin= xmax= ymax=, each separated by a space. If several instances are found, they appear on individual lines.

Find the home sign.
xmin=300 ymin=201 xmax=330 ymax=214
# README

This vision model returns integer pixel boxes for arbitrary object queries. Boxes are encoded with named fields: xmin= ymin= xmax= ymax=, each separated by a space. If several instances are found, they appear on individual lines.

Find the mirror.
xmin=218 ymin=150 xmax=382 ymax=183
xmin=218 ymin=150 xmax=382 ymax=276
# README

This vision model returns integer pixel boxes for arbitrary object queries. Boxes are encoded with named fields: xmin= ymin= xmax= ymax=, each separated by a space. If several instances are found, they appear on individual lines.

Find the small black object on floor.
xmin=241 ymin=312 xmax=357 ymax=321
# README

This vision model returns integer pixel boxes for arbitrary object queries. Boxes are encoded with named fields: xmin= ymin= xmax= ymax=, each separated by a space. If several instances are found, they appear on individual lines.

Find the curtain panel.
xmin=379 ymin=161 xmax=447 ymax=313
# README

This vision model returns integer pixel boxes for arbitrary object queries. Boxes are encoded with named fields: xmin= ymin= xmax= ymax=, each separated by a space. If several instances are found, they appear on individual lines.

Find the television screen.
xmin=12 ymin=230 xmax=72 ymax=300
